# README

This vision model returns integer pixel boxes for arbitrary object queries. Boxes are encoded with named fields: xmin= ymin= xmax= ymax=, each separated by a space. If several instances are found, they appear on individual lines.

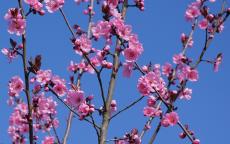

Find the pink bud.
xmin=179 ymin=132 xmax=186 ymax=139
xmin=193 ymin=139 xmax=200 ymax=144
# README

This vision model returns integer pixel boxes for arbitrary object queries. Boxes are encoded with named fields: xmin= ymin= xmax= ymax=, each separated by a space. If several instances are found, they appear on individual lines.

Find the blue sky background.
xmin=0 ymin=0 xmax=230 ymax=143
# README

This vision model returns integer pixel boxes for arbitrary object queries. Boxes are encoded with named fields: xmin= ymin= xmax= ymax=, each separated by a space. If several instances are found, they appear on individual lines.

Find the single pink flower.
xmin=214 ymin=53 xmax=223 ymax=72
xmin=52 ymin=76 xmax=67 ymax=97
xmin=66 ymin=90 xmax=85 ymax=108
xmin=123 ymin=62 xmax=134 ymax=78
xmin=108 ymin=0 xmax=119 ymax=8
xmin=42 ymin=136 xmax=55 ymax=144
xmin=110 ymin=100 xmax=117 ymax=113
xmin=187 ymin=69 xmax=199 ymax=82
xmin=199 ymin=19 xmax=209 ymax=30
xmin=161 ymin=112 xmax=179 ymax=127
xmin=162 ymin=63 xmax=172 ymax=76
xmin=147 ymin=96 xmax=156 ymax=107
xmin=123 ymin=47 xmax=140 ymax=62
xmin=185 ymin=1 xmax=201 ymax=21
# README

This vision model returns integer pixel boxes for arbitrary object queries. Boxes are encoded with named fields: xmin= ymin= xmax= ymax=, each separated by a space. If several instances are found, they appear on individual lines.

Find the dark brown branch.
xmin=59 ymin=8 xmax=75 ymax=38
xmin=109 ymin=96 xmax=145 ymax=120
xmin=50 ymin=115 xmax=61 ymax=144
xmin=90 ymin=114 xmax=100 ymax=143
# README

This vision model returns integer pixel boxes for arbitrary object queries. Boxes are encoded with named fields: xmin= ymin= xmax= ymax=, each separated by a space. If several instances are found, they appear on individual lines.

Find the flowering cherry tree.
xmin=1 ymin=0 xmax=230 ymax=144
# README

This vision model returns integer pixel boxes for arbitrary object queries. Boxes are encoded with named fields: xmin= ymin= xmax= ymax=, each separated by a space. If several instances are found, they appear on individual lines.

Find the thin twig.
xmin=139 ymin=101 xmax=162 ymax=140
xmin=109 ymin=96 xmax=145 ymax=120
xmin=90 ymin=114 xmax=100 ymax=143
xmin=59 ymin=8 xmax=75 ymax=38
xmin=148 ymin=122 xmax=161 ymax=144
xmin=50 ymin=115 xmax=61 ymax=144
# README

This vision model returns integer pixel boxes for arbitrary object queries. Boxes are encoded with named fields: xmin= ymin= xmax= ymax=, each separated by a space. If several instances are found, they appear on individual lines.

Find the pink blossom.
xmin=137 ymin=76 xmax=152 ymax=96
xmin=199 ymin=19 xmax=209 ymax=30
xmin=162 ymin=63 xmax=172 ymax=76
xmin=42 ymin=136 xmax=55 ymax=144
xmin=147 ymin=96 xmax=156 ymax=107
xmin=123 ymin=62 xmax=134 ymax=78
xmin=8 ymin=76 xmax=24 ymax=97
xmin=135 ymin=0 xmax=145 ymax=11
xmin=1 ymin=48 xmax=18 ymax=62
xmin=68 ymin=61 xmax=79 ymax=72
xmin=137 ymin=71 xmax=166 ymax=96
xmin=214 ymin=53 xmax=222 ymax=72
xmin=124 ymin=48 xmax=140 ymax=62
xmin=91 ymin=21 xmax=112 ymax=40
xmin=107 ymin=0 xmax=119 ymax=8
xmin=143 ymin=107 xmax=162 ymax=117
xmin=181 ymin=33 xmax=194 ymax=48
xmin=8 ymin=103 xmax=28 ymax=143
xmin=185 ymin=1 xmax=201 ymax=21
xmin=78 ymin=102 xmax=94 ymax=119
xmin=4 ymin=8 xmax=26 ymax=36
xmin=110 ymin=100 xmax=117 ymax=113
xmin=123 ymin=40 xmax=143 ymax=62
xmin=161 ymin=112 xmax=179 ymax=127
xmin=209 ymin=0 xmax=216 ymax=2
xmin=74 ymin=34 xmax=92 ymax=55
xmin=44 ymin=0 xmax=65 ymax=13
xmin=187 ymin=69 xmax=199 ymax=82
xmin=52 ymin=76 xmax=67 ymax=97
xmin=32 ymin=93 xmax=59 ymax=132
xmin=36 ymin=70 xmax=52 ymax=85
xmin=193 ymin=139 xmax=200 ymax=144
xmin=66 ymin=90 xmax=85 ymax=108
xmin=24 ymin=0 xmax=44 ymax=14
xmin=173 ymin=53 xmax=185 ymax=64
xmin=179 ymin=88 xmax=192 ymax=100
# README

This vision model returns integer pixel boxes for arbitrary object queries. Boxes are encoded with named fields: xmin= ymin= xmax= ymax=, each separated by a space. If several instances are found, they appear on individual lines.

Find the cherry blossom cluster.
xmin=32 ymin=93 xmax=59 ymax=132
xmin=185 ymin=0 xmax=227 ymax=33
xmin=2 ymin=0 xmax=229 ymax=143
xmin=24 ymin=0 xmax=64 ymax=14
xmin=33 ymin=69 xmax=67 ymax=97
xmin=66 ymin=90 xmax=95 ymax=119
xmin=115 ymin=129 xmax=141 ymax=144
xmin=8 ymin=92 xmax=59 ymax=143
xmin=4 ymin=8 xmax=26 ymax=36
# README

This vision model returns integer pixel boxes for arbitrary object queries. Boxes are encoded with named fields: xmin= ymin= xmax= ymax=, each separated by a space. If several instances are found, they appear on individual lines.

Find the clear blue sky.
xmin=0 ymin=0 xmax=230 ymax=143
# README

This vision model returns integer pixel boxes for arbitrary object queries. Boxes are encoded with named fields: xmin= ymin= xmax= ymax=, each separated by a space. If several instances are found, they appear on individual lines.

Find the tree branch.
xmin=17 ymin=0 xmax=34 ymax=143
xmin=99 ymin=1 xmax=128 ymax=143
